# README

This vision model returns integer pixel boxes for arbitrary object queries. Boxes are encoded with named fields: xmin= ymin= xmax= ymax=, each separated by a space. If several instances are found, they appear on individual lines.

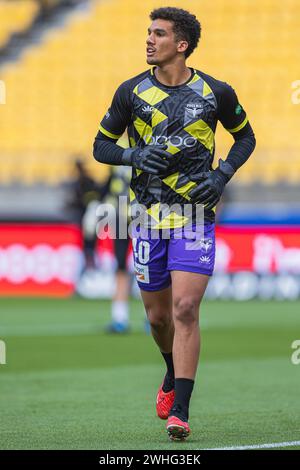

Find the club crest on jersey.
xmin=185 ymin=103 xmax=203 ymax=118
xmin=199 ymin=238 xmax=213 ymax=252
xmin=141 ymin=105 xmax=154 ymax=115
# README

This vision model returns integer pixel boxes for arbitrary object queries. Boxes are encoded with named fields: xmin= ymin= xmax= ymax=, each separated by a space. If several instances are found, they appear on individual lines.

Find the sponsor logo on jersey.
xmin=185 ymin=103 xmax=204 ymax=118
xmin=145 ymin=135 xmax=197 ymax=148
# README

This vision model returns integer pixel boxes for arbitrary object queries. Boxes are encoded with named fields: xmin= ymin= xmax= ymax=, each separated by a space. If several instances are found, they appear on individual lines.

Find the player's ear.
xmin=177 ymin=40 xmax=189 ymax=54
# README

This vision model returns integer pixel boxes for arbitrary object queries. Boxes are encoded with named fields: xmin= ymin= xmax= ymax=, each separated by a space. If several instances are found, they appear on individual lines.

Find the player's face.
xmin=146 ymin=19 xmax=185 ymax=65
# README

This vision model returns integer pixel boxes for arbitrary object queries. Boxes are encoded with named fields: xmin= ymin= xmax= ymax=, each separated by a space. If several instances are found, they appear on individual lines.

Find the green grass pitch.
xmin=0 ymin=297 xmax=299 ymax=450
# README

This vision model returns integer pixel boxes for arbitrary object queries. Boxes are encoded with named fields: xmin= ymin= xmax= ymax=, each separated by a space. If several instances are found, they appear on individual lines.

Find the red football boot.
xmin=166 ymin=415 xmax=191 ymax=441
xmin=156 ymin=379 xmax=175 ymax=420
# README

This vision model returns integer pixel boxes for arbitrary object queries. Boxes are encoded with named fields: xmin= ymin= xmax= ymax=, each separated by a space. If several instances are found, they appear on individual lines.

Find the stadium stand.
xmin=0 ymin=0 xmax=40 ymax=49
xmin=0 ymin=0 xmax=299 ymax=185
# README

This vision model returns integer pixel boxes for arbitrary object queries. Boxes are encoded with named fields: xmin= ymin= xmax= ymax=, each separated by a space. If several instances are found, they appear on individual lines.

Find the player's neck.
xmin=154 ymin=62 xmax=192 ymax=87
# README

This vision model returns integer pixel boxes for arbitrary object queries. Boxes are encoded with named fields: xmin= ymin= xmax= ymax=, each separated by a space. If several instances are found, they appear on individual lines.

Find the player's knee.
xmin=146 ymin=307 xmax=171 ymax=330
xmin=173 ymin=297 xmax=199 ymax=326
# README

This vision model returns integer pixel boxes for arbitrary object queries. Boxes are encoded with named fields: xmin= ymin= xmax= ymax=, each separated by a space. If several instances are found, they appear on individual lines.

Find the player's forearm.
xmin=225 ymin=122 xmax=256 ymax=173
xmin=93 ymin=131 xmax=124 ymax=165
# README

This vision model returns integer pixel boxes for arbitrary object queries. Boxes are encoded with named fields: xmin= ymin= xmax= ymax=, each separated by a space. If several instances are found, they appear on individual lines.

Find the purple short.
xmin=132 ymin=223 xmax=215 ymax=291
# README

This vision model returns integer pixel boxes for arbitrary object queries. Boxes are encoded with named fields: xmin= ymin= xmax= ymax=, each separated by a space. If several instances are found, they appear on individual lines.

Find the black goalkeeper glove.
xmin=189 ymin=159 xmax=235 ymax=210
xmin=121 ymin=145 xmax=171 ymax=175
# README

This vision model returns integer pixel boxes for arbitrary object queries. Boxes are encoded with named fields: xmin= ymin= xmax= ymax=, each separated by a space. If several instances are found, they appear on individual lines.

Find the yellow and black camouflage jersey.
xmin=99 ymin=67 xmax=249 ymax=228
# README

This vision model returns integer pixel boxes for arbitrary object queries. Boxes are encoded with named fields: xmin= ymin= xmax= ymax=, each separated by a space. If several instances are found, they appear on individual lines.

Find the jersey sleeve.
xmin=99 ymin=81 xmax=132 ymax=140
xmin=217 ymin=83 xmax=248 ymax=135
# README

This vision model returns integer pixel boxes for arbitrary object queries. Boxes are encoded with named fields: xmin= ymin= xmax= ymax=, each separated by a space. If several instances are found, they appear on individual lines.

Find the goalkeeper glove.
xmin=122 ymin=145 xmax=171 ymax=175
xmin=189 ymin=159 xmax=235 ymax=210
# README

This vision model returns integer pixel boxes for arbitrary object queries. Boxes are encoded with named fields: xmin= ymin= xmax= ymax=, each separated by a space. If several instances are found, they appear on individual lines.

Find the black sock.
xmin=161 ymin=351 xmax=175 ymax=392
xmin=170 ymin=378 xmax=194 ymax=421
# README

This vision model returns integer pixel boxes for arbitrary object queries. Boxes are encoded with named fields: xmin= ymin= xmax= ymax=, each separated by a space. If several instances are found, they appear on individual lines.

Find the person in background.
xmin=66 ymin=157 xmax=104 ymax=270
xmin=100 ymin=163 xmax=132 ymax=333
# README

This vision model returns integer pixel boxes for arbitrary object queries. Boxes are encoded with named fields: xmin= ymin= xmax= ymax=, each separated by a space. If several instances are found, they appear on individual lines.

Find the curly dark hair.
xmin=150 ymin=7 xmax=201 ymax=58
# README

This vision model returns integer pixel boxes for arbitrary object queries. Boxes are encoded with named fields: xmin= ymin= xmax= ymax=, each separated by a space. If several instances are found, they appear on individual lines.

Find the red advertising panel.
xmin=0 ymin=224 xmax=83 ymax=296
xmin=215 ymin=226 xmax=300 ymax=274
xmin=0 ymin=224 xmax=300 ymax=296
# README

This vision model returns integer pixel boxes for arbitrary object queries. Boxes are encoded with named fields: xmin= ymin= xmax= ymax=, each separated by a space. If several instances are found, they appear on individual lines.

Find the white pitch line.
xmin=204 ymin=440 xmax=300 ymax=450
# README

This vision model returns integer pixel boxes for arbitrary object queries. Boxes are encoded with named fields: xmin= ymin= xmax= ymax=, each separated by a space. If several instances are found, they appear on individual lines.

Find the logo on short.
xmin=105 ymin=111 xmax=110 ymax=119
xmin=200 ymin=238 xmax=213 ymax=253
xmin=185 ymin=103 xmax=203 ymax=118
xmin=134 ymin=262 xmax=150 ymax=283
xmin=199 ymin=255 xmax=211 ymax=264
xmin=142 ymin=105 xmax=154 ymax=115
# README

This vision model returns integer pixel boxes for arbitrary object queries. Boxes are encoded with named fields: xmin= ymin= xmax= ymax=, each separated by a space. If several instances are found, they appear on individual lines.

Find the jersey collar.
xmin=150 ymin=67 xmax=196 ymax=89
